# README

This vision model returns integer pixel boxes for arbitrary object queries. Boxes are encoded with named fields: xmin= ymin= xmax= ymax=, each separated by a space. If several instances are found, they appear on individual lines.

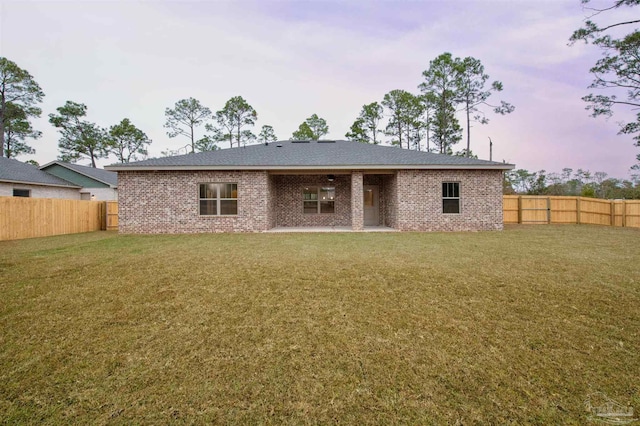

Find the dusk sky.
xmin=1 ymin=0 xmax=638 ymax=178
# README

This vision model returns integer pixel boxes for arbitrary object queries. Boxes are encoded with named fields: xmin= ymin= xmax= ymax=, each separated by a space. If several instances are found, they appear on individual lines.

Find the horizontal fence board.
xmin=519 ymin=196 xmax=549 ymax=224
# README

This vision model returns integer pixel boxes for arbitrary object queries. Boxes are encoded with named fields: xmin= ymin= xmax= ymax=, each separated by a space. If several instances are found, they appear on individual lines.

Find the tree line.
xmin=0 ymin=56 xmax=331 ymax=165
xmin=1 ymin=52 xmax=513 ymax=166
xmin=505 ymin=168 xmax=640 ymax=199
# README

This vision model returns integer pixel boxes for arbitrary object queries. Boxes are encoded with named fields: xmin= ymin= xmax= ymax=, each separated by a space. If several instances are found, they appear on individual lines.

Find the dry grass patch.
xmin=1 ymin=225 xmax=639 ymax=424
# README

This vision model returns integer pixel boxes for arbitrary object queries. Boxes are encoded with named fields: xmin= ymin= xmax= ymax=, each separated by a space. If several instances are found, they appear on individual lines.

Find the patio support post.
xmin=351 ymin=171 xmax=364 ymax=230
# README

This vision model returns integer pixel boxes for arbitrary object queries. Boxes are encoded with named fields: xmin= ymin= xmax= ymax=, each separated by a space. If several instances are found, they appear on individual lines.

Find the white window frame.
xmin=198 ymin=183 xmax=238 ymax=216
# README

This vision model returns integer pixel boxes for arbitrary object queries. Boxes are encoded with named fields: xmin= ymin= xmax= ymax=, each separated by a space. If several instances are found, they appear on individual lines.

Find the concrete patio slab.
xmin=265 ymin=226 xmax=397 ymax=233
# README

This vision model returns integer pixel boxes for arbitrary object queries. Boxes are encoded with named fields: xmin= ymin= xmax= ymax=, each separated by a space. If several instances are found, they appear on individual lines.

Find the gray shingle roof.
xmin=105 ymin=140 xmax=514 ymax=171
xmin=40 ymin=161 xmax=118 ymax=187
xmin=0 ymin=157 xmax=80 ymax=187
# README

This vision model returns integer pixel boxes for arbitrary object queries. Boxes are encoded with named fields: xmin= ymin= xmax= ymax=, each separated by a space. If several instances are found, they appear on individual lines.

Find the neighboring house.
xmin=105 ymin=140 xmax=514 ymax=233
xmin=0 ymin=157 xmax=81 ymax=199
xmin=40 ymin=161 xmax=118 ymax=200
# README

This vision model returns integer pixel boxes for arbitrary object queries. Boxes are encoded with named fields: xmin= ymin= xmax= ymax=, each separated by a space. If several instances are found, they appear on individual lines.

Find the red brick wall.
xmin=267 ymin=174 xmax=277 ymax=228
xmin=118 ymin=170 xmax=271 ymax=233
xmin=382 ymin=174 xmax=398 ymax=228
xmin=394 ymin=169 xmax=504 ymax=231
xmin=273 ymin=174 xmax=351 ymax=227
xmin=118 ymin=169 xmax=504 ymax=233
xmin=351 ymin=171 xmax=364 ymax=230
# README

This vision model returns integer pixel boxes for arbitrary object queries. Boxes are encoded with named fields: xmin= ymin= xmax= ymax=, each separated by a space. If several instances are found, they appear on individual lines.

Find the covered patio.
xmin=268 ymin=170 xmax=397 ymax=231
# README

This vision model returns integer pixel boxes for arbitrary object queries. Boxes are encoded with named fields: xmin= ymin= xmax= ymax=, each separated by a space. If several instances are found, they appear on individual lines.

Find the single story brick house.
xmin=105 ymin=140 xmax=514 ymax=233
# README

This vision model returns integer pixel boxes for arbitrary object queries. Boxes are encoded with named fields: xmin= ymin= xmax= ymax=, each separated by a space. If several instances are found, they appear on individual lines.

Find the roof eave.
xmin=0 ymin=178 xmax=82 ymax=188
xmin=105 ymin=163 xmax=514 ymax=172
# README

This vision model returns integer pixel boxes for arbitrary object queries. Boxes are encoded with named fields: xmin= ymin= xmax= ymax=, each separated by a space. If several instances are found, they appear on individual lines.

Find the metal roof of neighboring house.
xmin=105 ymin=140 xmax=514 ymax=171
xmin=0 ymin=157 xmax=81 ymax=188
xmin=40 ymin=161 xmax=118 ymax=187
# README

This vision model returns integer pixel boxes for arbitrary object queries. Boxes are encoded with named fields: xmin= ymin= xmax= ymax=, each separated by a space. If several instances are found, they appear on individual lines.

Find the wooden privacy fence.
xmin=2 ymin=196 xmax=638 ymax=241
xmin=503 ymin=195 xmax=640 ymax=228
xmin=0 ymin=197 xmax=111 ymax=241
xmin=106 ymin=201 xmax=118 ymax=231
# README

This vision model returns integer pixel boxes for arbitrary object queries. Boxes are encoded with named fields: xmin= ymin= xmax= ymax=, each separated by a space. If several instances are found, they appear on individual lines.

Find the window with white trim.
xmin=199 ymin=183 xmax=238 ymax=215
xmin=303 ymin=186 xmax=335 ymax=214
xmin=442 ymin=182 xmax=460 ymax=214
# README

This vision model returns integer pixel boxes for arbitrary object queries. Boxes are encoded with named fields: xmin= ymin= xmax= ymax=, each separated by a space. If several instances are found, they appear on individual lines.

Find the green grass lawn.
xmin=1 ymin=225 xmax=639 ymax=424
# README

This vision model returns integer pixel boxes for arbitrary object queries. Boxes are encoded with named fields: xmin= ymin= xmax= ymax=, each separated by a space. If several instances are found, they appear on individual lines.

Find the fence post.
xmin=576 ymin=197 xmax=581 ymax=224
xmin=101 ymin=201 xmax=107 ymax=231
xmin=622 ymin=200 xmax=626 ymax=227
xmin=517 ymin=196 xmax=522 ymax=224
xmin=547 ymin=197 xmax=551 ymax=224
xmin=610 ymin=201 xmax=615 ymax=226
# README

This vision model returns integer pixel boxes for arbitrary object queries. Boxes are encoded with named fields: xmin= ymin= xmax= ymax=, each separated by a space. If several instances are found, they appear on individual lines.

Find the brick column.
xmin=351 ymin=171 xmax=364 ymax=231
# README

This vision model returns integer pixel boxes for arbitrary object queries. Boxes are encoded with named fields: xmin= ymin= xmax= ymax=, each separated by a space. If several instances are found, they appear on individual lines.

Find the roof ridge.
xmin=105 ymin=139 xmax=514 ymax=171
